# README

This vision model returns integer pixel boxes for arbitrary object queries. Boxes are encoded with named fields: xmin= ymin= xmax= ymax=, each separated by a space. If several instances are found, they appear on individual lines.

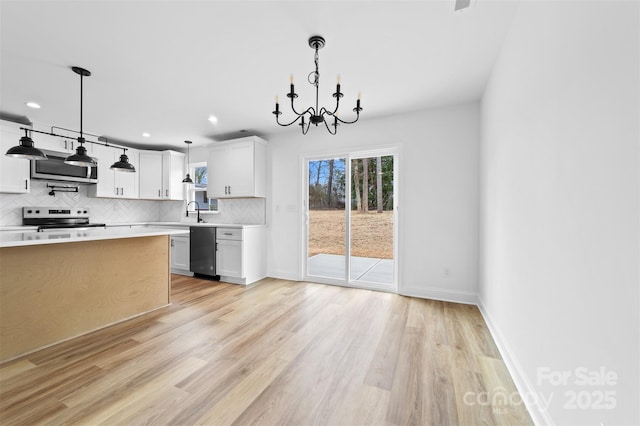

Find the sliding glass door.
xmin=306 ymin=157 xmax=347 ymax=281
xmin=349 ymin=155 xmax=395 ymax=287
xmin=304 ymin=150 xmax=397 ymax=292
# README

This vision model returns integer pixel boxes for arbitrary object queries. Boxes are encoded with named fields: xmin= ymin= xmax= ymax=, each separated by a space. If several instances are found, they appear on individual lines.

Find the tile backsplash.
xmin=0 ymin=180 xmax=266 ymax=226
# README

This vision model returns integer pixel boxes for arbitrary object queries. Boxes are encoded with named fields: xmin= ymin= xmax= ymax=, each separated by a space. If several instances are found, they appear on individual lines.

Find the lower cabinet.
xmin=170 ymin=234 xmax=192 ymax=275
xmin=216 ymin=227 xmax=266 ymax=285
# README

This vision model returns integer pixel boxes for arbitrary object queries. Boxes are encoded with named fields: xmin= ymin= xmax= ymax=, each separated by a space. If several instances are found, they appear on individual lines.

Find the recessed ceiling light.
xmin=208 ymin=115 xmax=218 ymax=125
xmin=26 ymin=102 xmax=41 ymax=109
xmin=142 ymin=132 xmax=151 ymax=138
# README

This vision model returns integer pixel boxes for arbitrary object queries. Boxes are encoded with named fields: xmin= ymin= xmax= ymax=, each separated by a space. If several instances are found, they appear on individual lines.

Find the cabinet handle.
xmin=228 ymin=186 xmax=231 ymax=194
xmin=171 ymin=239 xmax=175 ymax=247
xmin=158 ymin=189 xmax=161 ymax=197
xmin=24 ymin=179 xmax=28 ymax=190
xmin=71 ymin=141 xmax=74 ymax=150
xmin=166 ymin=189 xmax=169 ymax=197
xmin=224 ymin=232 xmax=233 ymax=236
xmin=121 ymin=187 xmax=124 ymax=196
xmin=64 ymin=140 xmax=67 ymax=150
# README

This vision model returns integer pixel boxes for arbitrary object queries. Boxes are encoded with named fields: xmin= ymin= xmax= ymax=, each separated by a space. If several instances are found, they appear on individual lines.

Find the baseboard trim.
xmin=267 ymin=270 xmax=302 ymax=281
xmin=477 ymin=297 xmax=555 ymax=426
xmin=400 ymin=286 xmax=478 ymax=305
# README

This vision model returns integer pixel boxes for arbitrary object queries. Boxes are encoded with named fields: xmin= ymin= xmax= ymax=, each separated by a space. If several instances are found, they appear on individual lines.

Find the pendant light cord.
xmin=79 ymin=73 xmax=83 ymax=142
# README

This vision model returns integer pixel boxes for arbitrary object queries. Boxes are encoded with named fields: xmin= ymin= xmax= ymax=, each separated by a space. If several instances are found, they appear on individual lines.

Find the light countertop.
xmin=105 ymin=222 xmax=267 ymax=229
xmin=0 ymin=227 xmax=189 ymax=248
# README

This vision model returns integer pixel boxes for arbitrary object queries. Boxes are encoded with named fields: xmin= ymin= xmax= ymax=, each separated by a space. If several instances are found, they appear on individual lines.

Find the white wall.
xmin=480 ymin=2 xmax=639 ymax=425
xmin=267 ymin=102 xmax=480 ymax=303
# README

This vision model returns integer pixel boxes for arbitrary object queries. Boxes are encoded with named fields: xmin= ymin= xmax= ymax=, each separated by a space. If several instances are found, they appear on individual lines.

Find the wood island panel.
xmin=0 ymin=235 xmax=170 ymax=361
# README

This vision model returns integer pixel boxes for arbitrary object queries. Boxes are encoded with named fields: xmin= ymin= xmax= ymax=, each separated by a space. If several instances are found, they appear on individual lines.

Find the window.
xmin=187 ymin=162 xmax=218 ymax=212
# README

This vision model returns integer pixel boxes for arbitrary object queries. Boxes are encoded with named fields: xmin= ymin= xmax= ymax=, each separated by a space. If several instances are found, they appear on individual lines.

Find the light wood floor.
xmin=0 ymin=275 xmax=532 ymax=425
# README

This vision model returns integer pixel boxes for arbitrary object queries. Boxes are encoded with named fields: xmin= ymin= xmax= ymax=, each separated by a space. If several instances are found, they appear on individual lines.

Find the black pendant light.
xmin=5 ymin=129 xmax=47 ymax=160
xmin=110 ymin=148 xmax=136 ymax=172
xmin=64 ymin=67 xmax=97 ymax=167
xmin=182 ymin=140 xmax=193 ymax=184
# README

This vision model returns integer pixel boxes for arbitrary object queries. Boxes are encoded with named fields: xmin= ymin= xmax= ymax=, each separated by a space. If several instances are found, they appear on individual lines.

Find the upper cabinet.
xmin=139 ymin=150 xmax=185 ymax=200
xmin=88 ymin=144 xmax=139 ymax=199
xmin=0 ymin=121 xmax=30 ymax=194
xmin=138 ymin=151 xmax=163 ymax=199
xmin=207 ymin=136 xmax=267 ymax=199
xmin=34 ymin=131 xmax=87 ymax=154
xmin=162 ymin=151 xmax=186 ymax=201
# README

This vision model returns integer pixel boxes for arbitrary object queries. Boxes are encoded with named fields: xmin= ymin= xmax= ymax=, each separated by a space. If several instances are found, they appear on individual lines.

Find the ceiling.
xmin=0 ymin=0 xmax=518 ymax=150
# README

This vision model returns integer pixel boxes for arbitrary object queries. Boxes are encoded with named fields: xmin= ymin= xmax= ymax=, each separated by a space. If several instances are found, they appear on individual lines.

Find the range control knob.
xmin=77 ymin=210 xmax=82 ymax=214
xmin=83 ymin=210 xmax=88 ymax=214
xmin=35 ymin=210 xmax=40 ymax=214
xmin=27 ymin=210 xmax=32 ymax=214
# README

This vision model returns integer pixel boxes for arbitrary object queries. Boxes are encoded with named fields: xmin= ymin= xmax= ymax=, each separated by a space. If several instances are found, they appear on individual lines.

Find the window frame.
xmin=186 ymin=161 xmax=218 ymax=213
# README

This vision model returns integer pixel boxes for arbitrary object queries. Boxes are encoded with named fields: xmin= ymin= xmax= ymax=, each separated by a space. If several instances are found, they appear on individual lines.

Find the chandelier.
xmin=272 ymin=35 xmax=362 ymax=135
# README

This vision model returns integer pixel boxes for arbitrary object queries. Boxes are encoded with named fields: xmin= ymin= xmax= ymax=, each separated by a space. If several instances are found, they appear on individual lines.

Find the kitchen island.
xmin=0 ymin=227 xmax=188 ymax=362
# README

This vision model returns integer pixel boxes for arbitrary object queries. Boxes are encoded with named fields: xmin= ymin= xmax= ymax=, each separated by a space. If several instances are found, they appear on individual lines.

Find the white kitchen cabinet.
xmin=0 ymin=121 xmax=30 ymax=194
xmin=88 ymin=144 xmax=139 ymax=199
xmin=216 ymin=227 xmax=266 ymax=285
xmin=216 ymin=228 xmax=244 ymax=278
xmin=138 ymin=151 xmax=163 ymax=199
xmin=34 ymin=131 xmax=77 ymax=154
xmin=138 ymin=150 xmax=185 ymax=200
xmin=31 ymin=127 xmax=98 ymax=155
xmin=207 ymin=136 xmax=267 ymax=198
xmin=162 ymin=151 xmax=185 ymax=201
xmin=171 ymin=234 xmax=191 ymax=275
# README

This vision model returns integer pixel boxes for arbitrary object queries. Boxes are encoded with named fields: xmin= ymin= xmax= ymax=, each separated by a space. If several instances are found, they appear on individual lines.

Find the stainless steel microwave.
xmin=31 ymin=149 xmax=98 ymax=184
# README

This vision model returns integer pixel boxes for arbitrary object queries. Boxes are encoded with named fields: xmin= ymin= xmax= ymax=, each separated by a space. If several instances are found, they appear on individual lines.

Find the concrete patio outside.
xmin=307 ymin=253 xmax=393 ymax=284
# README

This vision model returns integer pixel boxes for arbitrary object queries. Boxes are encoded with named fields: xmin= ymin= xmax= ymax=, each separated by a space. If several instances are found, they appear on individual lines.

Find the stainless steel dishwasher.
xmin=189 ymin=226 xmax=218 ymax=278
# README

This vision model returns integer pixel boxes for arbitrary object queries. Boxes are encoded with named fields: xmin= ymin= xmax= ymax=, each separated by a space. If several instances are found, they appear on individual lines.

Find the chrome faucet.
xmin=186 ymin=201 xmax=203 ymax=223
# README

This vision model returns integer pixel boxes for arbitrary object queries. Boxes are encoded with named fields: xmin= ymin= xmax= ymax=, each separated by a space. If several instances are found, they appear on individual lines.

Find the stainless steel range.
xmin=23 ymin=207 xmax=106 ymax=232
